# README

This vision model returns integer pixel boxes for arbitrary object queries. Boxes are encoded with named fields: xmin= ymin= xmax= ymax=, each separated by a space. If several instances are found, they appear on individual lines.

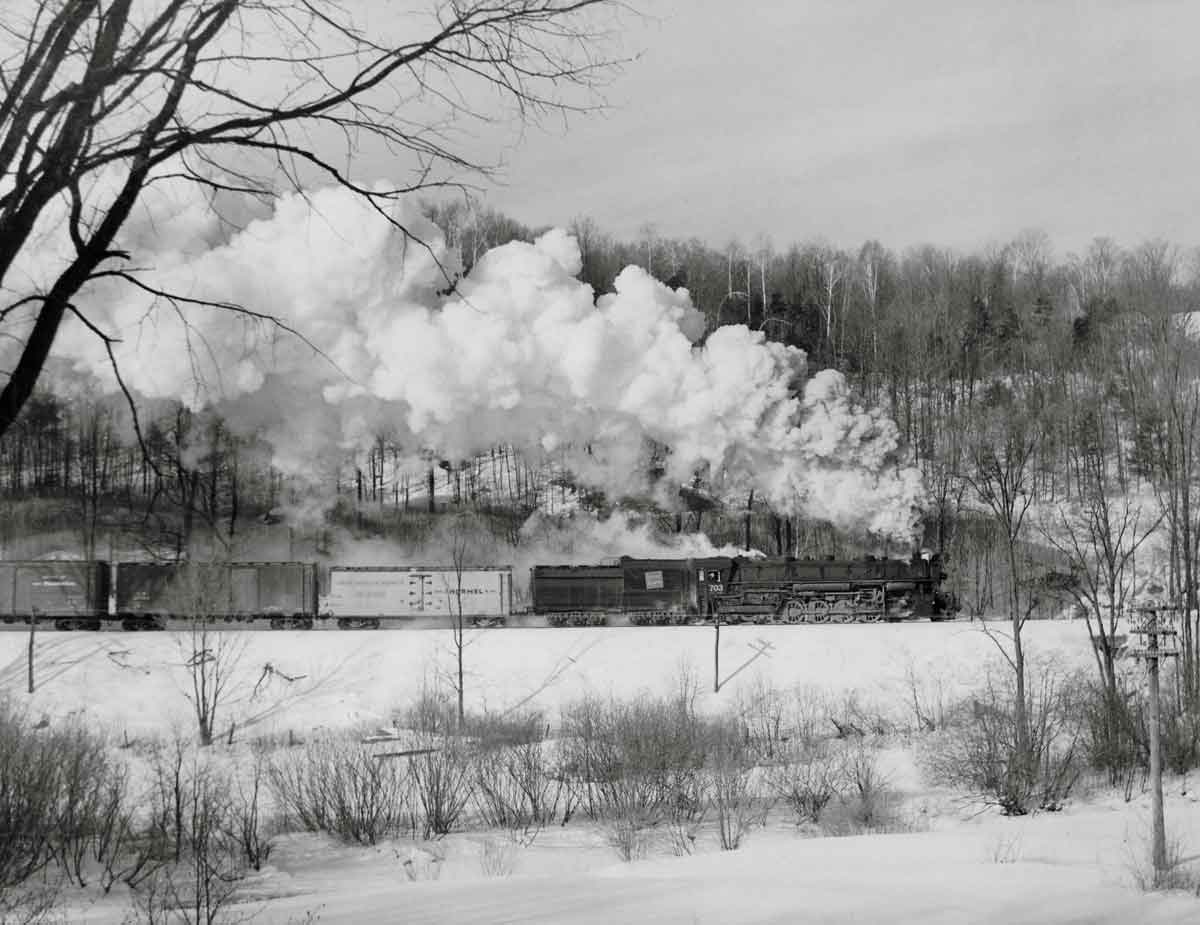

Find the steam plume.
xmin=22 ymin=183 xmax=925 ymax=540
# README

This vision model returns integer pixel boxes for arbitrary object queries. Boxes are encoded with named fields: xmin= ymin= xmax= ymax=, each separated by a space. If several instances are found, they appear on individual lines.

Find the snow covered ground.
xmin=0 ymin=621 xmax=1104 ymax=737
xmin=3 ymin=620 xmax=1200 ymax=924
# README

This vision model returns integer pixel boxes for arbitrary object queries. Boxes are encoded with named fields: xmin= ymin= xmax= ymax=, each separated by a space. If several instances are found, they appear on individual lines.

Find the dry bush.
xmin=826 ymin=691 xmax=893 ymax=739
xmin=0 ymin=700 xmax=149 ymax=920
xmin=398 ymin=683 xmax=458 ymax=738
xmin=901 ymin=661 xmax=952 ymax=733
xmin=605 ymin=818 xmax=651 ymax=863
xmin=1161 ymin=696 xmax=1200 ymax=775
xmin=268 ymin=737 xmax=411 ymax=845
xmin=559 ymin=693 xmax=715 ymax=861
xmin=921 ymin=667 xmax=1082 ymax=815
xmin=410 ymin=737 xmax=477 ymax=839
xmin=839 ymin=741 xmax=895 ymax=829
xmin=558 ymin=693 xmax=710 ymax=828
xmin=705 ymin=722 xmax=767 ymax=851
xmin=129 ymin=758 xmax=246 ymax=925
xmin=1126 ymin=829 xmax=1200 ymax=894
xmin=736 ymin=677 xmax=791 ymax=761
xmin=769 ymin=742 xmax=844 ymax=827
xmin=787 ymin=685 xmax=830 ymax=751
xmin=228 ymin=748 xmax=274 ymax=871
xmin=1078 ymin=679 xmax=1145 ymax=794
xmin=473 ymin=737 xmax=561 ymax=845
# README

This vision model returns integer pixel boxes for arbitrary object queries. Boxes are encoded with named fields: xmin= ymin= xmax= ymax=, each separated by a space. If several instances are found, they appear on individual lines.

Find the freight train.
xmin=0 ymin=553 xmax=955 ymax=631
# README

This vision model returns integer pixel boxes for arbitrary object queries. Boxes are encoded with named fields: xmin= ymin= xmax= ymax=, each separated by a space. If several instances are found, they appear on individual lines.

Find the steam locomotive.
xmin=0 ymin=553 xmax=955 ymax=631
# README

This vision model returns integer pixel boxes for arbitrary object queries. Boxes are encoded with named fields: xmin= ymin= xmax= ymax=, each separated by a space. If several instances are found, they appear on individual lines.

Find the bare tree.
xmin=0 ymin=0 xmax=626 ymax=439
xmin=1040 ymin=385 xmax=1162 ymax=695
xmin=962 ymin=391 xmax=1041 ymax=796
xmin=174 ymin=562 xmax=246 ymax=746
xmin=813 ymin=242 xmax=846 ymax=358
xmin=441 ymin=513 xmax=485 ymax=725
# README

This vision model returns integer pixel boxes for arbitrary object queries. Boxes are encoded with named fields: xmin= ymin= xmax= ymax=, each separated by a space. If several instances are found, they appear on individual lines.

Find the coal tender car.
xmin=532 ymin=557 xmax=730 ymax=625
xmin=114 ymin=561 xmax=318 ymax=630
xmin=531 ymin=554 xmax=954 ymax=626
xmin=320 ymin=565 xmax=514 ymax=629
xmin=0 ymin=560 xmax=110 ymax=630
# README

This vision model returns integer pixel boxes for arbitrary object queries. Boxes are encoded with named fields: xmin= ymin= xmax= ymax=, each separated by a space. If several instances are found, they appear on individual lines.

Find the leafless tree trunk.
xmin=963 ymin=396 xmax=1040 ymax=789
xmin=175 ymin=562 xmax=245 ymax=746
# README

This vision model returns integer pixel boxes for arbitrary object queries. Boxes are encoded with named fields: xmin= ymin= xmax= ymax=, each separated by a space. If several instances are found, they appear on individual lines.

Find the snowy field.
xmin=0 ymin=621 xmax=1108 ymax=737
xmin=3 ymin=620 xmax=1200 ymax=924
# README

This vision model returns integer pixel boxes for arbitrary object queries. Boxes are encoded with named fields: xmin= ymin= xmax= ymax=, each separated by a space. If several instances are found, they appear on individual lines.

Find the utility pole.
xmin=1130 ymin=601 xmax=1181 ymax=883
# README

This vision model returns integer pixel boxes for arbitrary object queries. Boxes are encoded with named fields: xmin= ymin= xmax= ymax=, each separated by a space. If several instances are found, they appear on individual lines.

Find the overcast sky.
xmin=407 ymin=0 xmax=1200 ymax=257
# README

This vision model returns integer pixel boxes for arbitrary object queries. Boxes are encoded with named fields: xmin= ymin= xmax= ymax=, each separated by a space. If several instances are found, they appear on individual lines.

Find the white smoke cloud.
xmin=27 ymin=181 xmax=925 ymax=541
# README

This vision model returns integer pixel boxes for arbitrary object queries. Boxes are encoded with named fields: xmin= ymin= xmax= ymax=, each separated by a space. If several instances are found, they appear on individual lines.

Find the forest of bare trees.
xmin=5 ymin=211 xmax=1200 ymax=582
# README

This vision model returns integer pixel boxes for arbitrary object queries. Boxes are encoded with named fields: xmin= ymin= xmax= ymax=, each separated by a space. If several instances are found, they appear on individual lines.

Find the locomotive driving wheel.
xmin=809 ymin=599 xmax=831 ymax=624
xmin=781 ymin=600 xmax=808 ymax=624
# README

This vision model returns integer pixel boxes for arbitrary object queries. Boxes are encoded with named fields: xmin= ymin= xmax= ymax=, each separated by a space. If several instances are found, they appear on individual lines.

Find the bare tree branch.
xmin=0 ymin=0 xmax=628 ymax=437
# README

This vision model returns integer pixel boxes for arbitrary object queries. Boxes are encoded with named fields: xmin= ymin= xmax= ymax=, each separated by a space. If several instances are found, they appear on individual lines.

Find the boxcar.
xmin=0 ymin=560 xmax=110 ymax=630
xmin=113 ymin=561 xmax=318 ymax=629
xmin=322 ymin=565 xmax=513 ymax=628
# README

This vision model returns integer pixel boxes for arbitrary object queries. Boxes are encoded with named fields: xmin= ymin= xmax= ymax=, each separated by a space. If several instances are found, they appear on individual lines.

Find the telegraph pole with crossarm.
xmin=1130 ymin=600 xmax=1181 ymax=882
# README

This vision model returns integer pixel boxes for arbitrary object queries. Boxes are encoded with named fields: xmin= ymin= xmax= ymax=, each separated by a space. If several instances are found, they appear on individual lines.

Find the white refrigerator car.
xmin=321 ymin=566 xmax=513 ymax=627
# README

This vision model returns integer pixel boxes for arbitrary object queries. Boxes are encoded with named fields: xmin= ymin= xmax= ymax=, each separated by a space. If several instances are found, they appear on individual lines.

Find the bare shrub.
xmin=129 ymin=759 xmax=246 ymax=925
xmin=560 ymin=693 xmax=714 ymax=860
xmin=48 ymin=726 xmax=123 ymax=889
xmin=770 ymin=743 xmax=843 ymax=827
xmin=0 ymin=880 xmax=61 ymax=925
xmin=902 ymin=661 xmax=951 ymax=733
xmin=1079 ymin=679 xmax=1145 ymax=792
xmin=606 ymin=818 xmax=650 ymax=863
xmin=1127 ymin=829 xmax=1200 ymax=893
xmin=228 ymin=748 xmax=274 ymax=871
xmin=268 ymin=737 xmax=410 ymax=845
xmin=1161 ymin=695 xmax=1200 ymax=775
xmin=840 ymin=741 xmax=894 ymax=829
xmin=736 ymin=677 xmax=790 ymax=761
xmin=473 ymin=734 xmax=561 ymax=845
xmin=826 ymin=691 xmax=893 ymax=739
xmin=787 ymin=685 xmax=829 ymax=750
xmin=173 ymin=563 xmax=248 ymax=748
xmin=0 ymin=700 xmax=146 ymax=919
xmin=400 ymin=682 xmax=459 ymax=738
xmin=706 ymin=722 xmax=766 ymax=851
xmin=559 ymin=693 xmax=710 ymax=827
xmin=921 ymin=667 xmax=1081 ymax=815
xmin=410 ymin=737 xmax=477 ymax=839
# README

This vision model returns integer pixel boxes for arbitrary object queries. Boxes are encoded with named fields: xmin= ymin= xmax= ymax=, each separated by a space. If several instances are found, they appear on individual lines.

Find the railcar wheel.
xmin=780 ymin=600 xmax=806 ymax=624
